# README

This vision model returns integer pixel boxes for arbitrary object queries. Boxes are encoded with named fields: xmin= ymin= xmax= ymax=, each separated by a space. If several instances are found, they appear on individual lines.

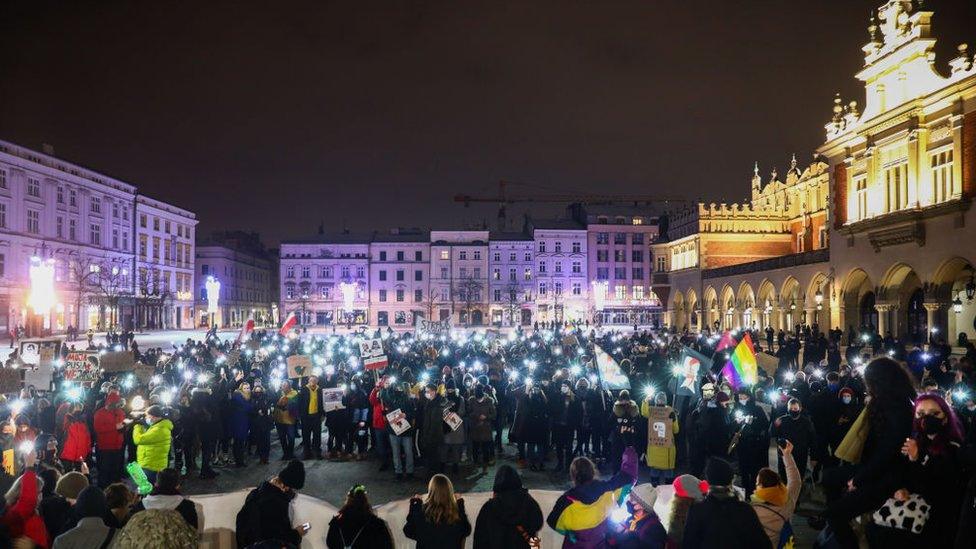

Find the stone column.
xmin=875 ymin=303 xmax=894 ymax=335
xmin=805 ymin=307 xmax=818 ymax=329
xmin=923 ymin=302 xmax=944 ymax=341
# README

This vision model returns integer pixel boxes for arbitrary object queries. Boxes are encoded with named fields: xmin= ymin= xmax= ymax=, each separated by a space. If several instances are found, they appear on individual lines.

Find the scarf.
xmin=751 ymin=483 xmax=787 ymax=507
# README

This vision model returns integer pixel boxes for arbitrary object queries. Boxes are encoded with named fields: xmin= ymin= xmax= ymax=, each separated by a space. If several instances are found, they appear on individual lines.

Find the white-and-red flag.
xmin=236 ymin=317 xmax=255 ymax=344
xmin=278 ymin=312 xmax=297 ymax=336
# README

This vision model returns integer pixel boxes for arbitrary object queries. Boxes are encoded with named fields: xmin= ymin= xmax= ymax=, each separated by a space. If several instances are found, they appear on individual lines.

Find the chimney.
xmin=41 ymin=143 xmax=55 ymax=156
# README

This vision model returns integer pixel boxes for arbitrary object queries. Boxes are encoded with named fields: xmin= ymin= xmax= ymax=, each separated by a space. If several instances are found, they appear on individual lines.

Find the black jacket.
xmin=682 ymin=489 xmax=771 ymax=549
xmin=473 ymin=489 xmax=543 ymax=549
xmin=236 ymin=481 xmax=300 ymax=547
xmin=298 ymin=385 xmax=326 ymax=419
xmin=326 ymin=512 xmax=394 ymax=549
xmin=403 ymin=497 xmax=472 ymax=549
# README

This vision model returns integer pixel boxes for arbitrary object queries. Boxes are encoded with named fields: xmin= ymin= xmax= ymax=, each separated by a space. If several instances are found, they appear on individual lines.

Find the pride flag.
xmin=721 ymin=332 xmax=759 ymax=389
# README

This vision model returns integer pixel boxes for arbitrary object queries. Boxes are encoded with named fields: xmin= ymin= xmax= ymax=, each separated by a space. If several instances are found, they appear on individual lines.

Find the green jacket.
xmin=133 ymin=418 xmax=173 ymax=472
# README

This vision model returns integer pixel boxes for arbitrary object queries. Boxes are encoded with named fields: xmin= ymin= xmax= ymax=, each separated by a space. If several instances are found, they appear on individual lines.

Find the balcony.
xmin=702 ymin=248 xmax=829 ymax=280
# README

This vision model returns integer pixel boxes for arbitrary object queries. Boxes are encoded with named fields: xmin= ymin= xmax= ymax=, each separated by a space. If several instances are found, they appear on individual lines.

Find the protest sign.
xmin=19 ymin=339 xmax=61 ymax=368
xmin=358 ymin=338 xmax=384 ymax=358
xmin=364 ymin=355 xmax=389 ymax=371
xmin=385 ymin=408 xmax=411 ymax=436
xmin=322 ymin=387 xmax=345 ymax=412
xmin=64 ymin=351 xmax=100 ymax=383
xmin=675 ymin=347 xmax=712 ymax=397
xmin=443 ymin=411 xmax=463 ymax=432
xmin=133 ymin=363 xmax=155 ymax=385
xmin=414 ymin=316 xmax=450 ymax=334
xmin=593 ymin=345 xmax=631 ymax=390
xmin=756 ymin=352 xmax=778 ymax=377
xmin=647 ymin=405 xmax=675 ymax=448
xmin=0 ymin=368 xmax=22 ymax=394
xmin=224 ymin=349 xmax=242 ymax=369
xmin=1 ymin=449 xmax=12 ymax=476
xmin=246 ymin=340 xmax=262 ymax=351
xmin=286 ymin=355 xmax=313 ymax=378
xmin=100 ymin=351 xmax=135 ymax=373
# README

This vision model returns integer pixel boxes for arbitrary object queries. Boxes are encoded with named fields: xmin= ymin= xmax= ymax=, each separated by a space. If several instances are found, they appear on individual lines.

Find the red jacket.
xmin=368 ymin=387 xmax=388 ymax=429
xmin=0 ymin=469 xmax=50 ymax=548
xmin=93 ymin=395 xmax=126 ymax=451
xmin=60 ymin=414 xmax=92 ymax=462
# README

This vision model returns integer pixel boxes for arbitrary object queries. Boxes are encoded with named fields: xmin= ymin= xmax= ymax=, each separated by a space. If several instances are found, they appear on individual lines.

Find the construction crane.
xmin=454 ymin=180 xmax=688 ymax=229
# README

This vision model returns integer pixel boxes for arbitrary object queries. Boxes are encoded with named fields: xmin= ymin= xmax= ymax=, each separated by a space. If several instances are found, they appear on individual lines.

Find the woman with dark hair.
xmin=819 ymin=357 xmax=916 ymax=548
xmin=325 ymin=484 xmax=394 ymax=549
xmin=867 ymin=393 xmax=964 ymax=546
xmin=474 ymin=465 xmax=543 ymax=549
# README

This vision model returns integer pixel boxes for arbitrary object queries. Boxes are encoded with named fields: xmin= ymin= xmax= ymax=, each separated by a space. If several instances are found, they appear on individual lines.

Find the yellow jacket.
xmin=641 ymin=401 xmax=679 ymax=470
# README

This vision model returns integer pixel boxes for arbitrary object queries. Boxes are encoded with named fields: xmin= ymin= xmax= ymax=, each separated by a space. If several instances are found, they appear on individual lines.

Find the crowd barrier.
xmin=191 ymin=484 xmax=677 ymax=548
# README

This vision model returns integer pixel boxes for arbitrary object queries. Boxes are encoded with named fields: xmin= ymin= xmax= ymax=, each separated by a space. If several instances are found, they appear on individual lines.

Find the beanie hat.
xmin=618 ymin=389 xmax=631 ymax=401
xmin=715 ymin=391 xmax=731 ymax=404
xmin=55 ymin=471 xmax=90 ymax=500
xmin=279 ymin=459 xmax=305 ymax=490
xmin=630 ymin=483 xmax=657 ymax=510
xmin=672 ymin=474 xmax=707 ymax=501
xmin=74 ymin=486 xmax=109 ymax=519
xmin=492 ymin=464 xmax=524 ymax=493
xmin=704 ymin=457 xmax=734 ymax=487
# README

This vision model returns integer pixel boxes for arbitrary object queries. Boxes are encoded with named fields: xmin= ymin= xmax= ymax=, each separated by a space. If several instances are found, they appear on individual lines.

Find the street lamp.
xmin=814 ymin=287 xmax=823 ymax=305
xmin=953 ymin=296 xmax=963 ymax=314
xmin=205 ymin=275 xmax=221 ymax=328
xmin=339 ymin=281 xmax=356 ymax=328
xmin=28 ymin=256 xmax=56 ymax=336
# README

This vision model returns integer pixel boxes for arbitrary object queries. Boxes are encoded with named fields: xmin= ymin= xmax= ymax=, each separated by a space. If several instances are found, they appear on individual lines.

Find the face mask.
xmin=738 ymin=397 xmax=748 ymax=405
xmin=561 ymin=386 xmax=570 ymax=394
xmin=920 ymin=414 xmax=942 ymax=435
xmin=789 ymin=410 xmax=800 ymax=418
xmin=841 ymin=396 xmax=852 ymax=405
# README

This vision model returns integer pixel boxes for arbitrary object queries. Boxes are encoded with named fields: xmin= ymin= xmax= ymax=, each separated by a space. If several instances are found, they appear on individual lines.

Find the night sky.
xmin=1 ymin=1 xmax=973 ymax=244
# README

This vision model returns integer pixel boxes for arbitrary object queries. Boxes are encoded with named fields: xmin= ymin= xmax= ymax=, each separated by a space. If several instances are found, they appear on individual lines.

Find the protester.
xmin=664 ymin=474 xmax=707 ymax=547
xmin=467 ymin=384 xmax=497 ymax=474
xmin=235 ymin=459 xmax=306 ymax=547
xmin=473 ymin=465 xmax=543 ymax=549
xmin=325 ymin=484 xmax=395 ymax=549
xmin=93 ymin=392 xmax=126 ymax=487
xmin=274 ymin=380 xmax=299 ymax=461
xmin=51 ymin=486 xmax=116 ymax=549
xmin=103 ymin=483 xmax=135 ymax=527
xmin=404 ymin=473 xmax=472 ymax=548
xmin=298 ymin=375 xmax=325 ymax=460
xmin=130 ymin=467 xmax=198 ymax=529
xmin=2 ymin=452 xmax=49 ymax=549
xmin=39 ymin=467 xmax=72 ymax=539
xmin=113 ymin=508 xmax=198 ymax=549
xmin=132 ymin=405 xmax=174 ymax=484
xmin=751 ymin=440 xmax=801 ymax=549
xmin=641 ymin=392 xmax=678 ymax=486
xmin=682 ymin=457 xmax=771 ymax=549
xmin=607 ymin=482 xmax=667 ymax=548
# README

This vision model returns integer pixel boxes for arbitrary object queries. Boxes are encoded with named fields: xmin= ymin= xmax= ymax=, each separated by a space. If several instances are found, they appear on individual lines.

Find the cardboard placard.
xmin=100 ymin=351 xmax=136 ymax=373
xmin=647 ymin=405 xmax=675 ymax=448
xmin=286 ymin=355 xmax=313 ymax=379
xmin=64 ymin=351 xmax=100 ymax=383
xmin=443 ymin=411 xmax=462 ymax=432
xmin=364 ymin=355 xmax=389 ymax=371
xmin=322 ymin=387 xmax=345 ymax=412
xmin=358 ymin=338 xmax=384 ymax=359
xmin=385 ymin=408 xmax=411 ymax=436
xmin=19 ymin=339 xmax=61 ymax=368
xmin=224 ymin=349 xmax=242 ymax=369
xmin=0 ymin=368 xmax=22 ymax=394
xmin=133 ymin=363 xmax=155 ymax=385
xmin=415 ymin=317 xmax=451 ymax=334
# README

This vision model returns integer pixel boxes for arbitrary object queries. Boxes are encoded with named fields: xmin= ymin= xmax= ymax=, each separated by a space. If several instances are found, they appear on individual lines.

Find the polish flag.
xmin=278 ymin=312 xmax=297 ymax=336
xmin=236 ymin=317 xmax=255 ymax=344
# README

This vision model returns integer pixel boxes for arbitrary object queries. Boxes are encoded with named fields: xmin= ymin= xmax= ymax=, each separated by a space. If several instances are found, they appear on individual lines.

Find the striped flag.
xmin=721 ymin=332 xmax=759 ymax=389
xmin=236 ymin=317 xmax=255 ymax=344
xmin=278 ymin=312 xmax=297 ymax=336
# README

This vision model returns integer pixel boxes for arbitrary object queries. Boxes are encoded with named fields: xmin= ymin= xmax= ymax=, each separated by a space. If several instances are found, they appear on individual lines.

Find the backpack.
xmin=236 ymin=487 xmax=263 ymax=548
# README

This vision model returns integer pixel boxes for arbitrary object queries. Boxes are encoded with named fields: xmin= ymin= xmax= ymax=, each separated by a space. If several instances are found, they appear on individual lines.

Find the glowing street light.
xmin=205 ymin=275 xmax=221 ymax=327
xmin=28 ymin=256 xmax=56 ymax=333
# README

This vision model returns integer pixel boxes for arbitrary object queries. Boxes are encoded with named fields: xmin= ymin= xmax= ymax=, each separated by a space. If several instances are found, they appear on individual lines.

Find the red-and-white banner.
xmin=278 ymin=312 xmax=297 ymax=336
xmin=236 ymin=317 xmax=255 ymax=344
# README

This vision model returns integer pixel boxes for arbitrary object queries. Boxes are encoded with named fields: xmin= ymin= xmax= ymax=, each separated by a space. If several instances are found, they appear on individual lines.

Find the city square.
xmin=1 ymin=1 xmax=975 ymax=548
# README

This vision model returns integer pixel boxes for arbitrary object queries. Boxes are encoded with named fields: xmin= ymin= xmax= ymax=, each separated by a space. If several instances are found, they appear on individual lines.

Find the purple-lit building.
xmin=488 ymin=231 xmax=534 ymax=327
xmin=531 ymin=220 xmax=588 ymax=323
xmin=279 ymin=234 xmax=370 ymax=328
xmin=368 ymin=229 xmax=430 ymax=328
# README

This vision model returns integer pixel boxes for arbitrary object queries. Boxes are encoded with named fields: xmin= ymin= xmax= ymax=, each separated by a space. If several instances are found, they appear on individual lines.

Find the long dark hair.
xmin=337 ymin=484 xmax=373 ymax=523
xmin=863 ymin=357 xmax=916 ymax=432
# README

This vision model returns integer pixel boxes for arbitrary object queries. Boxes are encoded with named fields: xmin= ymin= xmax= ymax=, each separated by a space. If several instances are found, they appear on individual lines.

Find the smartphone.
xmin=301 ymin=522 xmax=311 ymax=533
xmin=776 ymin=438 xmax=788 ymax=449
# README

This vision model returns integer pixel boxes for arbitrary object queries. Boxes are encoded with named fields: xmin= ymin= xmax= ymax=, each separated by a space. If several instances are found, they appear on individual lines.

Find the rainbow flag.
xmin=721 ymin=332 xmax=759 ymax=389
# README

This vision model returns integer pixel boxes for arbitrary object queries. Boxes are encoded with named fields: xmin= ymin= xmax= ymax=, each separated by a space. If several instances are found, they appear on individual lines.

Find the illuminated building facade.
xmin=196 ymin=231 xmax=275 ymax=328
xmin=135 ymin=195 xmax=197 ymax=329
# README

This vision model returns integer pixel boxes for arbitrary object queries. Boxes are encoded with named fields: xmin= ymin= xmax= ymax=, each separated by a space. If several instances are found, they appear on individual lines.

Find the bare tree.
xmin=136 ymin=267 xmax=172 ymax=329
xmin=456 ymin=276 xmax=484 ymax=326
xmin=93 ymin=261 xmax=131 ymax=329
xmin=63 ymin=253 xmax=100 ymax=329
xmin=504 ymin=281 xmax=523 ymax=327
xmin=423 ymin=287 xmax=443 ymax=322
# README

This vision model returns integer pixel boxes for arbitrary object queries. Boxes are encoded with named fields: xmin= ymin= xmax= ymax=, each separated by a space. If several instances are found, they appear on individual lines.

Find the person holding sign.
xmin=380 ymin=381 xmax=416 ymax=481
xmin=641 ymin=392 xmax=679 ymax=487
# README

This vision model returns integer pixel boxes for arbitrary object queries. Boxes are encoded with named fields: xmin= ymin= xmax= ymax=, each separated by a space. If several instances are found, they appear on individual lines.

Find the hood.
xmin=148 ymin=418 xmax=174 ymax=433
xmin=613 ymin=400 xmax=639 ymax=418
xmin=142 ymin=494 xmax=185 ymax=511
xmin=487 ymin=488 xmax=537 ymax=526
xmin=104 ymin=393 xmax=122 ymax=408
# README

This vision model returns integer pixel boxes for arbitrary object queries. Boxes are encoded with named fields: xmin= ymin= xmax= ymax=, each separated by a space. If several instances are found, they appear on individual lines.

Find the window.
xmin=415 ymin=250 xmax=422 ymax=261
xmin=596 ymin=233 xmax=609 ymax=245
xmin=379 ymin=290 xmax=387 ymax=302
xmin=27 ymin=177 xmax=40 ymax=198
xmin=555 ymin=262 xmax=562 ymax=273
xmin=26 ymin=210 xmax=39 ymax=234
xmin=632 ymin=268 xmax=643 ymax=279
xmin=415 ymin=289 xmax=423 ymax=302
xmin=572 ymin=242 xmax=581 ymax=253
xmin=0 ymin=203 xmax=5 ymax=228
xmin=379 ymin=270 xmax=387 ymax=281
xmin=509 ymin=268 xmax=516 ymax=281
xmin=122 ymin=231 xmax=129 ymax=250
xmin=56 ymin=216 xmax=63 ymax=237
xmin=473 ymin=250 xmax=481 ymax=260
xmin=931 ymin=149 xmax=955 ymax=203
xmin=524 ymin=268 xmax=531 ymax=280
xmin=614 ymin=233 xmax=627 ymax=244
xmin=140 ymin=214 xmax=147 ymax=228
xmin=56 ymin=185 xmax=63 ymax=202
xmin=614 ymin=250 xmax=626 ymax=262
xmin=632 ymin=233 xmax=644 ymax=245
xmin=112 ymin=203 xmax=119 ymax=218
xmin=415 ymin=270 xmax=423 ymax=281
xmin=460 ymin=267 xmax=467 ymax=278
xmin=614 ymin=267 xmax=626 ymax=279
xmin=538 ymin=261 xmax=546 ymax=273
xmin=394 ymin=311 xmax=407 ymax=324
xmin=153 ymin=217 xmax=160 ymax=231
xmin=572 ymin=282 xmax=581 ymax=295
xmin=396 ymin=289 xmax=404 ymax=302
xmin=341 ymin=266 xmax=350 ymax=278
xmin=493 ymin=252 xmax=501 ymax=262
xmin=320 ymin=286 xmax=331 ymax=299
xmin=440 ymin=267 xmax=448 ymax=279
xmin=796 ymin=233 xmax=804 ymax=252
xmin=90 ymin=223 xmax=101 ymax=245
xmin=494 ymin=289 xmax=502 ymax=301
xmin=139 ymin=234 xmax=147 ymax=258
xmin=524 ymin=253 xmax=531 ymax=261
xmin=202 ymin=264 xmax=210 ymax=275
xmin=356 ymin=266 xmax=365 ymax=278
xmin=597 ymin=250 xmax=608 ymax=262
xmin=632 ymin=217 xmax=643 ymax=225
xmin=884 ymin=162 xmax=908 ymax=213
xmin=631 ymin=250 xmax=643 ymax=262
xmin=379 ymin=251 xmax=387 ymax=261
xmin=554 ymin=282 xmax=563 ymax=295
xmin=633 ymin=286 xmax=645 ymax=299
xmin=112 ymin=228 xmax=119 ymax=248
xmin=572 ymin=261 xmax=581 ymax=274
xmin=396 ymin=270 xmax=404 ymax=281
xmin=538 ymin=282 xmax=547 ymax=295
xmin=473 ymin=267 xmax=481 ymax=278
xmin=854 ymin=176 xmax=868 ymax=220
xmin=492 ymin=268 xmax=500 ymax=280
xmin=286 ymin=266 xmax=295 ymax=278
xmin=459 ymin=251 xmax=467 ymax=260
xmin=440 ymin=250 xmax=449 ymax=260
xmin=396 ymin=251 xmax=404 ymax=261
xmin=509 ymin=252 xmax=515 ymax=261
xmin=554 ymin=242 xmax=562 ymax=253
xmin=597 ymin=267 xmax=609 ymax=280
xmin=615 ymin=285 xmax=626 ymax=299
xmin=656 ymin=256 xmax=666 ymax=272
xmin=69 ymin=189 xmax=77 ymax=207
xmin=90 ymin=196 xmax=101 ymax=213
xmin=378 ymin=311 xmax=388 ymax=325
xmin=819 ymin=226 xmax=828 ymax=248
xmin=538 ymin=241 xmax=546 ymax=253
xmin=69 ymin=219 xmax=77 ymax=241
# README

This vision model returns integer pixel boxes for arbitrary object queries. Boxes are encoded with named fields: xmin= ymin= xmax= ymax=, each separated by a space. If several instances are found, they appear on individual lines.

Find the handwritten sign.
xmin=225 ymin=349 xmax=242 ymax=369
xmin=286 ymin=355 xmax=312 ymax=379
xmin=443 ymin=411 xmax=462 ymax=432
xmin=647 ymin=405 xmax=674 ymax=448
xmin=19 ymin=339 xmax=61 ymax=368
xmin=64 ymin=352 xmax=100 ymax=383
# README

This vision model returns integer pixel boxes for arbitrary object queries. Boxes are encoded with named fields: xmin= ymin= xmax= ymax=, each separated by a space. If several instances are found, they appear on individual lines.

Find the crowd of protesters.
xmin=0 ymin=318 xmax=971 ymax=547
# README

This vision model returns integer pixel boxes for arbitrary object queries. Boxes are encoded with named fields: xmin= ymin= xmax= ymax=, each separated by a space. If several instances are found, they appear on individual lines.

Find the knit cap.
xmin=55 ymin=471 xmax=90 ymax=500
xmin=279 ymin=459 xmax=305 ymax=490
xmin=630 ymin=483 xmax=657 ymax=510
xmin=704 ymin=457 xmax=734 ymax=486
xmin=672 ymin=474 xmax=708 ymax=501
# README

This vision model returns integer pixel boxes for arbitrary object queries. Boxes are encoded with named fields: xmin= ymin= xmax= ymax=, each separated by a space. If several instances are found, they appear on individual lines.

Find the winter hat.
xmin=618 ymin=389 xmax=631 ymax=401
xmin=715 ymin=391 xmax=731 ymax=405
xmin=278 ymin=459 xmax=305 ymax=490
xmin=492 ymin=465 xmax=524 ymax=493
xmin=672 ymin=474 xmax=707 ymax=501
xmin=74 ymin=486 xmax=110 ymax=519
xmin=704 ymin=458 xmax=734 ymax=487
xmin=630 ymin=483 xmax=657 ymax=510
xmin=838 ymin=387 xmax=855 ymax=399
xmin=55 ymin=471 xmax=90 ymax=500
